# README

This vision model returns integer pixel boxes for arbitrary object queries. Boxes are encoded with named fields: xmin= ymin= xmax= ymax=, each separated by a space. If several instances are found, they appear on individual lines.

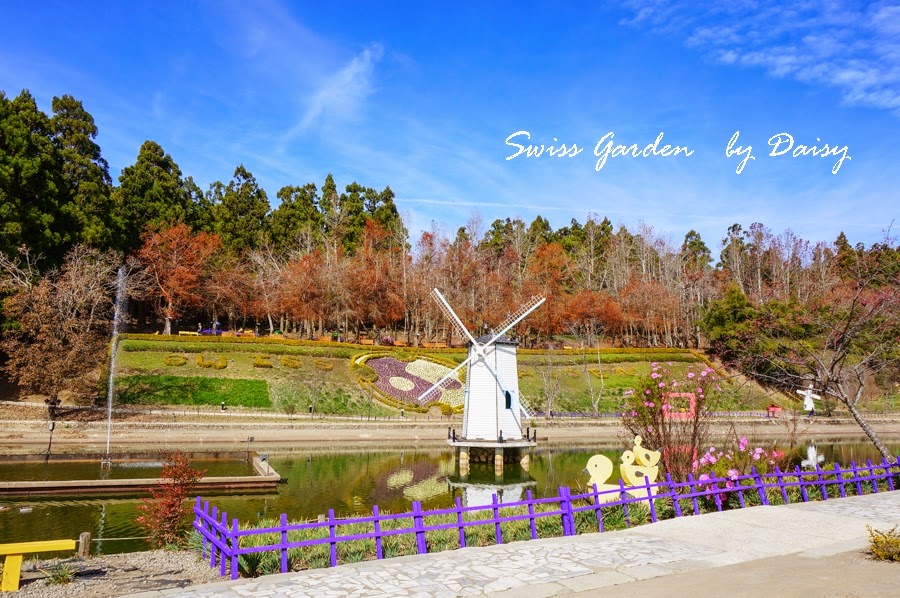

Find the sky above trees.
xmin=1 ymin=1 xmax=897 ymax=247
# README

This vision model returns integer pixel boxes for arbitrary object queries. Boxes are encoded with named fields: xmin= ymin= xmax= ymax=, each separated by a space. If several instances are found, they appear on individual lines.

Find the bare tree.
xmin=740 ymin=241 xmax=899 ymax=461
xmin=1 ymin=246 xmax=124 ymax=410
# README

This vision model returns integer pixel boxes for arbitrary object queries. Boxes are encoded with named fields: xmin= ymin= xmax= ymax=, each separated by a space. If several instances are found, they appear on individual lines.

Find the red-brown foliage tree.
xmin=137 ymin=223 xmax=221 ymax=335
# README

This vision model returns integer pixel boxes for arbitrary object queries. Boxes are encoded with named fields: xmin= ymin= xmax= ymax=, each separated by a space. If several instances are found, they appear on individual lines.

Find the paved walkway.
xmin=128 ymin=492 xmax=900 ymax=598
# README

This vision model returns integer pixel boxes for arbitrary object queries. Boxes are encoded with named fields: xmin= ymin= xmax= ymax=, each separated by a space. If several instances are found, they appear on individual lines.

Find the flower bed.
xmin=367 ymin=357 xmax=464 ymax=407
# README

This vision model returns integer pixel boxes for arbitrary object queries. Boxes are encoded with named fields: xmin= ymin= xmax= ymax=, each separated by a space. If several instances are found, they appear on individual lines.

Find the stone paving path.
xmin=128 ymin=491 xmax=900 ymax=598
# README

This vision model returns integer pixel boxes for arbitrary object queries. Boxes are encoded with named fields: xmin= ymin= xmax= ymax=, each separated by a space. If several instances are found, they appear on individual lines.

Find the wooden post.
xmin=78 ymin=532 xmax=92 ymax=558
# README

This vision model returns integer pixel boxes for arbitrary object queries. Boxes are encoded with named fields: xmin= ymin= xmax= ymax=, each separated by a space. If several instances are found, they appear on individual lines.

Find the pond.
xmin=1 ymin=439 xmax=897 ymax=554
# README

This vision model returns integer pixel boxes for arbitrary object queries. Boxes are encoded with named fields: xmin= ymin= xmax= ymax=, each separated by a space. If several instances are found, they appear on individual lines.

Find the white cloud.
xmin=288 ymin=44 xmax=384 ymax=136
xmin=619 ymin=1 xmax=900 ymax=116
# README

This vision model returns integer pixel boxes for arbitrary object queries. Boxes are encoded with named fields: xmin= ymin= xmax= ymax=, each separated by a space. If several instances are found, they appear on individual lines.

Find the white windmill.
xmin=418 ymin=289 xmax=545 ymax=476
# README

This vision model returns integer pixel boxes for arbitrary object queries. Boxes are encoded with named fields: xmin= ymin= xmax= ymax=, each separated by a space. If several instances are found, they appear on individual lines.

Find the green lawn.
xmin=116 ymin=375 xmax=271 ymax=407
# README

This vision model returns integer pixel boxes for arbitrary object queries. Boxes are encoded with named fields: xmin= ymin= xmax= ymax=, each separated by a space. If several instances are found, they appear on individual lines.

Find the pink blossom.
xmin=645 ymin=389 xmax=651 ymax=395
xmin=727 ymin=469 xmax=739 ymax=481
xmin=701 ymin=370 xmax=708 ymax=377
xmin=630 ymin=410 xmax=638 ymax=417
xmin=697 ymin=387 xmax=703 ymax=394
xmin=658 ymin=382 xmax=666 ymax=388
xmin=651 ymin=372 xmax=661 ymax=379
xmin=708 ymin=455 xmax=717 ymax=464
xmin=715 ymin=384 xmax=721 ymax=391
xmin=623 ymin=389 xmax=634 ymax=396
xmin=752 ymin=453 xmax=760 ymax=460
xmin=698 ymin=473 xmax=710 ymax=482
xmin=739 ymin=437 xmax=748 ymax=451
xmin=687 ymin=372 xmax=695 ymax=379
xmin=692 ymin=460 xmax=699 ymax=470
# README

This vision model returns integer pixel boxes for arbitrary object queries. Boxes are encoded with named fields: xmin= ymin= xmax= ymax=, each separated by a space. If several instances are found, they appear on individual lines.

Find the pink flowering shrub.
xmin=692 ymin=437 xmax=786 ymax=507
xmin=621 ymin=362 xmax=721 ymax=481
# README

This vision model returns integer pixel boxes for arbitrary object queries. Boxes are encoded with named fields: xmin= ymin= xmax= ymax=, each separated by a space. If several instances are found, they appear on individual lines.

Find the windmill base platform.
xmin=449 ymin=439 xmax=536 ymax=478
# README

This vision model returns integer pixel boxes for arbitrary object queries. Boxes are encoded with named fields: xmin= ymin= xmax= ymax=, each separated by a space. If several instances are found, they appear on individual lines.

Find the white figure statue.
xmin=796 ymin=383 xmax=821 ymax=417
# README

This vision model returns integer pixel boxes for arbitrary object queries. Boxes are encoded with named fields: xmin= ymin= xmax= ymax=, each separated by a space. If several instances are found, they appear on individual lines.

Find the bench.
xmin=316 ymin=336 xmax=332 ymax=342
xmin=393 ymin=340 xmax=408 ymax=347
xmin=178 ymin=331 xmax=200 ymax=336
xmin=422 ymin=342 xmax=448 ymax=349
xmin=1 ymin=539 xmax=77 ymax=591
xmin=359 ymin=339 xmax=375 ymax=346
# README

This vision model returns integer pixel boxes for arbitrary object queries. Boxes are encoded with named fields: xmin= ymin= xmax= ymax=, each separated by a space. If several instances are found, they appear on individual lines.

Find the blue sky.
xmin=2 ymin=1 xmax=898 ymax=251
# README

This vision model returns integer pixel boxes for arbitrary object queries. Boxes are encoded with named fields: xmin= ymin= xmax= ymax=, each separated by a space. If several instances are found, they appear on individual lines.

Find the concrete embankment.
xmin=0 ymin=451 xmax=280 ymax=497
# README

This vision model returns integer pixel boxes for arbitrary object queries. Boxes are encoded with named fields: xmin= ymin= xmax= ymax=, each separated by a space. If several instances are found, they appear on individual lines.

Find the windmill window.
xmin=505 ymin=391 xmax=512 ymax=409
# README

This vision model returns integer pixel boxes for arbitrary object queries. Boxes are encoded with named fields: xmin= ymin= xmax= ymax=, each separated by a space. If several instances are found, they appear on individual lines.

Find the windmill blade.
xmin=493 ymin=295 xmax=546 ymax=336
xmin=416 ymin=354 xmax=472 ymax=403
xmin=484 ymin=296 xmax=546 ymax=348
xmin=431 ymin=288 xmax=477 ymax=346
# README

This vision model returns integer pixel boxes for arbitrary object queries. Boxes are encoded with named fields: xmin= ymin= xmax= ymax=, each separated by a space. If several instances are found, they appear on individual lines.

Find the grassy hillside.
xmin=113 ymin=336 xmax=769 ymax=416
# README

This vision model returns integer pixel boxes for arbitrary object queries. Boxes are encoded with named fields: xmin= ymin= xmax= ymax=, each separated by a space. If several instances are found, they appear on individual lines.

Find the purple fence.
xmin=194 ymin=455 xmax=900 ymax=580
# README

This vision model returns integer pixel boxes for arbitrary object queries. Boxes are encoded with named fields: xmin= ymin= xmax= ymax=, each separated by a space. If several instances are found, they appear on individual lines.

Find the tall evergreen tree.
xmin=113 ymin=140 xmax=189 ymax=253
xmin=214 ymin=165 xmax=270 ymax=255
xmin=50 ymin=94 xmax=114 ymax=249
xmin=0 ymin=90 xmax=67 ymax=263
xmin=268 ymin=183 xmax=321 ymax=253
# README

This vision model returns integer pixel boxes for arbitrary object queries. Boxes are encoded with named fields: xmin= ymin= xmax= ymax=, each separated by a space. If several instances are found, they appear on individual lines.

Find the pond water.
xmin=1 ymin=440 xmax=897 ymax=554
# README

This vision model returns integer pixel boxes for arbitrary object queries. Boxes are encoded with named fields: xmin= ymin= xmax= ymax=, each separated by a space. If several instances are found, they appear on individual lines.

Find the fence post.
xmin=773 ymin=466 xmax=789 ymax=504
xmin=834 ymin=463 xmax=847 ymax=498
xmin=619 ymin=480 xmax=631 ymax=527
xmin=795 ymin=466 xmax=809 ymax=502
xmin=280 ymin=513 xmax=288 ymax=573
xmin=643 ymin=477 xmax=657 ymax=523
xmin=230 ymin=518 xmax=239 ymax=581
xmin=867 ymin=459 xmax=879 ymax=493
xmin=210 ymin=506 xmax=219 ymax=568
xmin=686 ymin=473 xmax=699 ymax=515
xmin=196 ymin=498 xmax=207 ymax=559
xmin=373 ymin=505 xmax=383 ymax=559
xmin=328 ymin=509 xmax=338 ymax=567
xmin=882 ymin=458 xmax=895 ymax=492
xmin=592 ymin=484 xmax=605 ymax=531
xmin=219 ymin=511 xmax=229 ymax=577
xmin=492 ymin=494 xmax=503 ymax=545
xmin=713 ymin=481 xmax=723 ymax=512
xmin=455 ymin=497 xmax=466 ymax=548
xmin=750 ymin=465 xmax=769 ymax=506
xmin=412 ymin=501 xmax=427 ymax=555
xmin=525 ymin=489 xmax=538 ymax=540
xmin=666 ymin=474 xmax=682 ymax=518
xmin=559 ymin=486 xmax=574 ymax=535
xmin=814 ymin=464 xmax=828 ymax=500
xmin=850 ymin=461 xmax=863 ymax=495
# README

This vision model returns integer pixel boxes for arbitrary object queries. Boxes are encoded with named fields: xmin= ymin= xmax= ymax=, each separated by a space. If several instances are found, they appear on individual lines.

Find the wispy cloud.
xmin=618 ymin=1 xmax=900 ymax=115
xmin=286 ymin=44 xmax=384 ymax=137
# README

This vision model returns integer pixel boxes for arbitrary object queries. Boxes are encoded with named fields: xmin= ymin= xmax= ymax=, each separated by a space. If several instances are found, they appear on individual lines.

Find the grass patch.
xmin=116 ymin=375 xmax=270 ymax=408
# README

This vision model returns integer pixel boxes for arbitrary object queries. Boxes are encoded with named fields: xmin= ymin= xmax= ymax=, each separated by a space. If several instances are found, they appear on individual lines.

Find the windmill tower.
xmin=418 ymin=289 xmax=545 ymax=477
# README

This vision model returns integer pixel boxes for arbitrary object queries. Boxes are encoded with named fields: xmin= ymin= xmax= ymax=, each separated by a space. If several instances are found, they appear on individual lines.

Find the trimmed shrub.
xmin=196 ymin=353 xmax=227 ymax=369
xmin=164 ymin=354 xmax=187 ymax=366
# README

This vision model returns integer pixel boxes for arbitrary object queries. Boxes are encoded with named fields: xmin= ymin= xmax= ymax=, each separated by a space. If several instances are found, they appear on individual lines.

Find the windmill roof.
xmin=472 ymin=334 xmax=519 ymax=345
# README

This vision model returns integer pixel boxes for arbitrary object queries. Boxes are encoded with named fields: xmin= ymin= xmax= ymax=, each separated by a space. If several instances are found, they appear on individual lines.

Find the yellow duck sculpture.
xmin=583 ymin=454 xmax=629 ymax=503
xmin=619 ymin=436 xmax=660 ymax=495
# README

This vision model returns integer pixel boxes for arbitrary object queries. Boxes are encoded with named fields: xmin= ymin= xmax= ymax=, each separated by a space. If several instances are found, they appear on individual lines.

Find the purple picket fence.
xmin=194 ymin=455 xmax=900 ymax=580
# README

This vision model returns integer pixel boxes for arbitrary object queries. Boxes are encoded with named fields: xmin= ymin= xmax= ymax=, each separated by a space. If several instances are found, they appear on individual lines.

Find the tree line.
xmin=2 ymin=89 xmax=897 ymax=351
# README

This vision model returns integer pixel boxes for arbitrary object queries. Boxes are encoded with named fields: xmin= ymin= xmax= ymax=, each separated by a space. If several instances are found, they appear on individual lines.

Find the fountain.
xmin=101 ymin=266 xmax=126 ymax=469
